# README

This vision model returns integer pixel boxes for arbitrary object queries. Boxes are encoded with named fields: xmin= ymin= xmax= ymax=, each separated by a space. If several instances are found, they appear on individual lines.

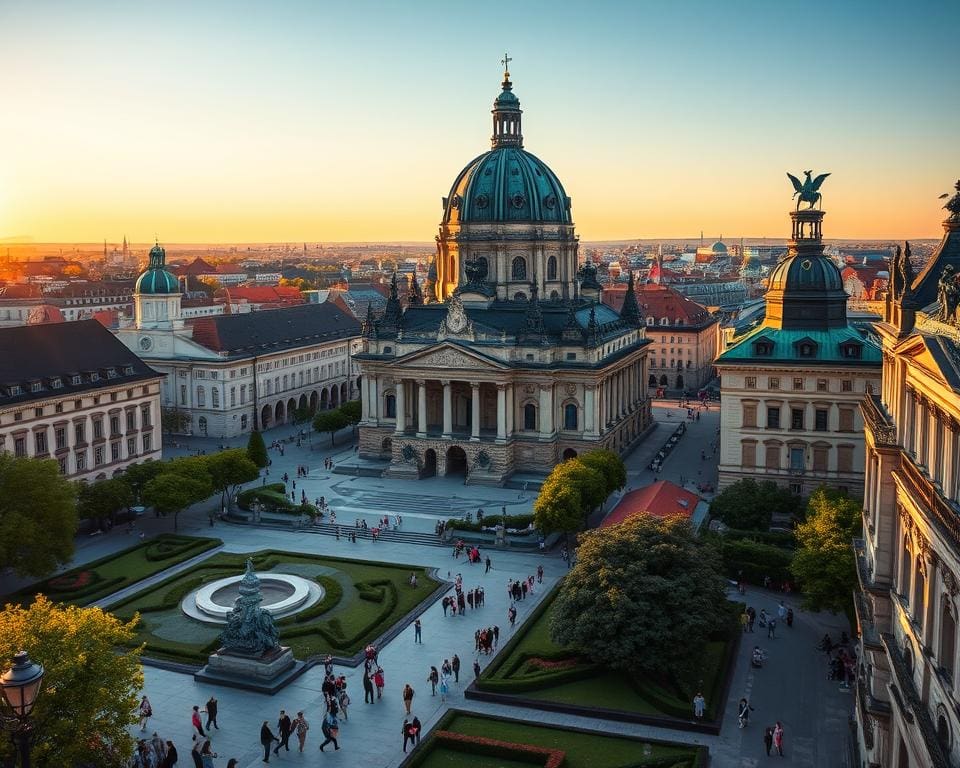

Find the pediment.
xmin=899 ymin=335 xmax=960 ymax=389
xmin=393 ymin=343 xmax=507 ymax=371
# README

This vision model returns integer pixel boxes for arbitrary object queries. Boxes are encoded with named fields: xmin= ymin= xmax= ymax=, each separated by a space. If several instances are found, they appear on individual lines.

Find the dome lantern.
xmin=491 ymin=54 xmax=522 ymax=149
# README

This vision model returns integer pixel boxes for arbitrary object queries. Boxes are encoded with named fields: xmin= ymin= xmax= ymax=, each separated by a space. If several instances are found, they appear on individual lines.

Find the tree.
xmin=340 ymin=399 xmax=362 ymax=427
xmin=142 ymin=472 xmax=212 ymax=530
xmin=577 ymin=449 xmax=627 ymax=497
xmin=709 ymin=478 xmax=802 ymax=531
xmin=77 ymin=478 xmax=133 ymax=530
xmin=118 ymin=460 xmax=165 ymax=504
xmin=313 ymin=408 xmax=350 ymax=446
xmin=533 ymin=481 xmax=583 ymax=544
xmin=791 ymin=487 xmax=862 ymax=612
xmin=246 ymin=429 xmax=269 ymax=468
xmin=160 ymin=407 xmax=190 ymax=435
xmin=0 ymin=455 xmax=77 ymax=578
xmin=550 ymin=514 xmax=728 ymax=677
xmin=550 ymin=459 xmax=607 ymax=517
xmin=0 ymin=597 xmax=142 ymax=767
xmin=204 ymin=448 xmax=259 ymax=513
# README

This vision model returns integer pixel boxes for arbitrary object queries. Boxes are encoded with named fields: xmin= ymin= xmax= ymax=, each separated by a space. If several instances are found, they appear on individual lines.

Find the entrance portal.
xmin=423 ymin=449 xmax=437 ymax=477
xmin=445 ymin=446 xmax=467 ymax=476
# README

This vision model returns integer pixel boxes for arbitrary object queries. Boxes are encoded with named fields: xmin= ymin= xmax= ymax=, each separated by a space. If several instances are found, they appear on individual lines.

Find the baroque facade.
xmin=716 ymin=198 xmax=881 ymax=494
xmin=355 ymin=69 xmax=652 ymax=483
xmin=855 ymin=180 xmax=960 ymax=768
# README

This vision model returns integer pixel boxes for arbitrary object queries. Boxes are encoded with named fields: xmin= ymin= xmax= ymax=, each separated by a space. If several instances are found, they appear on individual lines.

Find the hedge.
xmin=445 ymin=513 xmax=536 ymax=533
xmin=721 ymin=528 xmax=796 ymax=548
xmin=719 ymin=538 xmax=794 ymax=585
xmin=434 ymin=731 xmax=565 ymax=768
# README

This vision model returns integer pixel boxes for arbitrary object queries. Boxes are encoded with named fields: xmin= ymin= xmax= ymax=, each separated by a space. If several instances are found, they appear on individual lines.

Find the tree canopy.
xmin=0 ymin=597 xmax=143 ymax=767
xmin=119 ymin=460 xmax=165 ymax=503
xmin=0 ymin=455 xmax=77 ymax=578
xmin=550 ymin=459 xmax=607 ymax=515
xmin=204 ymin=448 xmax=259 ymax=512
xmin=160 ymin=407 xmax=190 ymax=435
xmin=709 ymin=478 xmax=803 ymax=530
xmin=246 ymin=430 xmax=269 ymax=468
xmin=791 ymin=487 xmax=862 ymax=612
xmin=550 ymin=514 xmax=729 ymax=676
xmin=77 ymin=478 xmax=133 ymax=529
xmin=533 ymin=481 xmax=583 ymax=537
xmin=340 ymin=399 xmax=362 ymax=426
xmin=577 ymin=449 xmax=627 ymax=497
xmin=142 ymin=472 xmax=212 ymax=530
xmin=313 ymin=409 xmax=351 ymax=445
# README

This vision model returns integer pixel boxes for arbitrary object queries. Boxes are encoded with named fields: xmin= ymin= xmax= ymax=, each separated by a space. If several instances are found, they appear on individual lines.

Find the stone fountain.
xmin=194 ymin=558 xmax=307 ymax=694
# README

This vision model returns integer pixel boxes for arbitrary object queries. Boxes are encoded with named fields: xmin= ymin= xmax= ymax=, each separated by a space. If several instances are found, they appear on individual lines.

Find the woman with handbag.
xmin=319 ymin=711 xmax=340 ymax=752
xmin=293 ymin=712 xmax=309 ymax=753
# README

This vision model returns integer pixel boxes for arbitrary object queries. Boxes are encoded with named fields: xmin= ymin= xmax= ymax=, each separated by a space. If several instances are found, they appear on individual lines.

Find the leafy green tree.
xmin=709 ymin=478 xmax=802 ymax=531
xmin=0 ymin=597 xmax=143 ymax=767
xmin=0 ymin=455 xmax=77 ymax=578
xmin=313 ymin=408 xmax=350 ymax=446
xmin=550 ymin=513 xmax=728 ymax=676
xmin=160 ymin=407 xmax=190 ymax=435
xmin=77 ymin=478 xmax=133 ymax=530
xmin=791 ymin=487 xmax=862 ymax=611
xmin=204 ymin=448 xmax=260 ymax=513
xmin=142 ymin=472 xmax=212 ymax=530
xmin=577 ymin=449 xmax=627 ymax=497
xmin=340 ymin=399 xmax=362 ymax=427
xmin=550 ymin=459 xmax=607 ymax=517
xmin=533 ymin=480 xmax=583 ymax=543
xmin=246 ymin=429 xmax=269 ymax=468
xmin=119 ymin=460 xmax=165 ymax=504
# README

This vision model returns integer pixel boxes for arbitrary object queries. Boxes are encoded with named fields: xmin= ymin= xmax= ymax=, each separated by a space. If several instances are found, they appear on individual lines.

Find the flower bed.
xmin=46 ymin=570 xmax=94 ymax=592
xmin=434 ymin=731 xmax=565 ymax=768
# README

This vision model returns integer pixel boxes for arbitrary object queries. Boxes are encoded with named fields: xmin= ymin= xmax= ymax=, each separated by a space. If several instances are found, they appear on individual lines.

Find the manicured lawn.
xmin=108 ymin=550 xmax=440 ymax=663
xmin=479 ymin=585 xmax=733 ymax=722
xmin=410 ymin=712 xmax=704 ymax=768
xmin=5 ymin=535 xmax=222 ymax=607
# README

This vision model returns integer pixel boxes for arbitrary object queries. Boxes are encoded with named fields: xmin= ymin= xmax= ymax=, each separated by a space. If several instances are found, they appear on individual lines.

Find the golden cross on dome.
xmin=501 ymin=52 xmax=512 ymax=77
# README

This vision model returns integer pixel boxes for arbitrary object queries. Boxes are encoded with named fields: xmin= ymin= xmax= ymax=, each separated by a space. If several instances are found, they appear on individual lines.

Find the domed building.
xmin=715 ymin=201 xmax=881 ymax=495
xmin=134 ymin=241 xmax=183 ymax=331
xmin=356 ymin=68 xmax=652 ymax=482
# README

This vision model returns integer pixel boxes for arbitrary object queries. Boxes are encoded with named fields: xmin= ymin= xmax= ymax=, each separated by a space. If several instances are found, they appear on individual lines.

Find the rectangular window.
xmin=180 ymin=384 xmax=187 ymax=405
xmin=110 ymin=416 xmax=120 ymax=435
xmin=767 ymin=407 xmax=781 ymax=429
xmin=76 ymin=451 xmax=86 ymax=471
xmin=55 ymin=402 xmax=64 ymax=413
xmin=55 ymin=427 xmax=66 ymax=449
xmin=34 ymin=407 xmax=43 ymax=418
xmin=839 ymin=409 xmax=854 ymax=432
xmin=141 ymin=406 xmax=151 ymax=428
xmin=741 ymin=442 xmax=756 ymax=468
xmin=813 ymin=446 xmax=828 ymax=472
xmin=35 ymin=431 xmax=47 ymax=453
xmin=143 ymin=433 xmax=153 ymax=453
xmin=94 ymin=446 xmax=104 ymax=466
xmin=57 ymin=456 xmax=68 ymax=475
xmin=93 ymin=419 xmax=104 ymax=439
xmin=841 ymin=379 xmax=853 ymax=392
xmin=742 ymin=403 xmax=757 ymax=428
xmin=230 ymin=387 xmax=236 ymax=407
xmin=765 ymin=444 xmax=780 ymax=469
xmin=793 ymin=377 xmax=804 ymax=391
xmin=127 ymin=437 xmax=136 ymax=457
xmin=240 ymin=385 xmax=246 ymax=405
xmin=817 ymin=379 xmax=828 ymax=392
xmin=815 ymin=409 xmax=828 ymax=431
xmin=837 ymin=445 xmax=854 ymax=473
xmin=126 ymin=411 xmax=136 ymax=430
xmin=769 ymin=377 xmax=780 ymax=390
xmin=75 ymin=422 xmax=86 ymax=444
xmin=212 ymin=389 xmax=220 ymax=408
xmin=791 ymin=408 xmax=804 ymax=430
xmin=111 ymin=442 xmax=121 ymax=461
xmin=14 ymin=437 xmax=26 ymax=457
xmin=790 ymin=447 xmax=805 ymax=471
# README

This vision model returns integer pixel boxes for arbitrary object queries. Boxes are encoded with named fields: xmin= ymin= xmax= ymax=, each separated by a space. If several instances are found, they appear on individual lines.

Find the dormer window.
xmin=660 ymin=318 xmax=669 ymax=326
xmin=646 ymin=317 xmax=654 ymax=326
xmin=754 ymin=338 xmax=774 ymax=356
xmin=8 ymin=384 xmax=22 ymax=396
xmin=794 ymin=338 xmax=819 ymax=358
xmin=29 ymin=381 xmax=42 ymax=393
xmin=50 ymin=378 xmax=62 ymax=389
xmin=106 ymin=368 xmax=117 ymax=379
xmin=71 ymin=375 xmax=82 ymax=385
xmin=840 ymin=342 xmax=862 ymax=359
xmin=123 ymin=365 xmax=134 ymax=375
xmin=89 ymin=372 xmax=99 ymax=382
xmin=675 ymin=319 xmax=684 ymax=326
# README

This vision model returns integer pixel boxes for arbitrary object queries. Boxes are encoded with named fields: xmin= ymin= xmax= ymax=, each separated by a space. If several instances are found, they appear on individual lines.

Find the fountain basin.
xmin=182 ymin=573 xmax=323 ymax=624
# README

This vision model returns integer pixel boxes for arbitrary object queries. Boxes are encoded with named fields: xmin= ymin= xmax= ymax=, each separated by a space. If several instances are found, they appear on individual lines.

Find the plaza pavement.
xmin=3 ymin=406 xmax=853 ymax=766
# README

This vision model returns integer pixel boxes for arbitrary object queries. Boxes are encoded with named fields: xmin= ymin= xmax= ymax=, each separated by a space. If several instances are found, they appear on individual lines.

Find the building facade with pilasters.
xmin=854 ymin=180 xmax=960 ymax=768
xmin=355 ymin=69 xmax=652 ymax=483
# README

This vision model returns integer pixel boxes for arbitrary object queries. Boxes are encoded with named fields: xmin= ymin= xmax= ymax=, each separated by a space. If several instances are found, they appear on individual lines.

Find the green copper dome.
xmin=135 ymin=242 xmax=180 ymax=295
xmin=767 ymin=253 xmax=843 ymax=293
xmin=442 ymin=73 xmax=571 ymax=226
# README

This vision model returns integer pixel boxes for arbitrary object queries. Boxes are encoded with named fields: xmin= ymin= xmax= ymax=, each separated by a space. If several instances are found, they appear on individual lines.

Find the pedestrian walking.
xmin=403 ymin=683 xmax=415 ymax=714
xmin=737 ymin=698 xmax=754 ymax=729
xmin=428 ymin=666 xmax=439 ymax=696
xmin=693 ymin=692 xmax=706 ymax=719
xmin=205 ymin=696 xmax=219 ymax=730
xmin=150 ymin=732 xmax=167 ymax=764
xmin=768 ymin=618 xmax=777 ymax=639
xmin=191 ymin=705 xmax=205 ymax=738
xmin=452 ymin=654 xmax=461 ymax=683
xmin=363 ymin=671 xmax=375 ymax=703
xmin=260 ymin=721 xmax=278 ymax=763
xmin=274 ymin=710 xmax=292 ymax=754
xmin=473 ymin=659 xmax=481 ymax=680
xmin=374 ymin=667 xmax=385 ymax=699
xmin=159 ymin=741 xmax=178 ymax=768
xmin=139 ymin=695 xmax=153 ymax=731
xmin=190 ymin=735 xmax=204 ymax=768
xmin=402 ymin=719 xmax=416 ymax=753
xmin=763 ymin=727 xmax=774 ymax=756
xmin=338 ymin=689 xmax=350 ymax=720
xmin=485 ymin=556 xmax=491 ymax=573
xmin=773 ymin=721 xmax=784 ymax=756
xmin=414 ymin=618 xmax=422 ymax=643
xmin=319 ymin=711 xmax=340 ymax=752
xmin=293 ymin=712 xmax=309 ymax=752
xmin=439 ymin=674 xmax=449 ymax=704
xmin=200 ymin=742 xmax=218 ymax=768
xmin=537 ymin=565 xmax=543 ymax=583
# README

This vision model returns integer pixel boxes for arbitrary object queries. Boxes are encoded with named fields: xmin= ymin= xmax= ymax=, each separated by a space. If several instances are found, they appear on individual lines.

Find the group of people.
xmin=474 ymin=625 xmax=499 ymax=654
xmin=507 ymin=576 xmax=535 ymax=602
xmin=442 ymin=581 xmax=485 ymax=616
xmin=131 ymin=696 xmax=240 ymax=768
xmin=821 ymin=632 xmax=856 ymax=687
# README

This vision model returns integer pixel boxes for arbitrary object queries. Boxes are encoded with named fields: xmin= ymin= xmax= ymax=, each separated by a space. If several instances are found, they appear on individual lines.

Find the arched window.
xmin=196 ymin=385 xmax=205 ymax=407
xmin=564 ymin=403 xmax=578 ymax=430
xmin=513 ymin=291 xmax=527 ymax=302
xmin=547 ymin=256 xmax=558 ymax=280
xmin=676 ymin=375 xmax=684 ymax=389
xmin=938 ymin=707 xmax=952 ymax=752
xmin=941 ymin=602 xmax=957 ymax=681
xmin=240 ymin=414 xmax=248 ymax=430
xmin=900 ymin=536 xmax=912 ymax=597
xmin=211 ymin=388 xmax=220 ymax=408
xmin=198 ymin=416 xmax=207 ymax=435
xmin=476 ymin=256 xmax=489 ymax=278
xmin=648 ymin=374 xmax=657 ymax=387
xmin=659 ymin=375 xmax=668 ymax=386
xmin=914 ymin=556 xmax=926 ymax=622
xmin=512 ymin=257 xmax=527 ymax=280
xmin=523 ymin=403 xmax=537 ymax=431
xmin=384 ymin=394 xmax=396 ymax=418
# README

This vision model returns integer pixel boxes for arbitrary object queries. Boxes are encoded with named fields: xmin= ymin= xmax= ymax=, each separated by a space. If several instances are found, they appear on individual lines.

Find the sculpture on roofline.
xmin=936 ymin=264 xmax=960 ymax=324
xmin=219 ymin=558 xmax=280 ymax=656
xmin=787 ymin=170 xmax=831 ymax=210
xmin=940 ymin=180 xmax=960 ymax=223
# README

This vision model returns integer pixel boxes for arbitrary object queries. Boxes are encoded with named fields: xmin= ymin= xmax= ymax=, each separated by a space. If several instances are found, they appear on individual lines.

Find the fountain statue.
xmin=219 ymin=558 xmax=281 ymax=655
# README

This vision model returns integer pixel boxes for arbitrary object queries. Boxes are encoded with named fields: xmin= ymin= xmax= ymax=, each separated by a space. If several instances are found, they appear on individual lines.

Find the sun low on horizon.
xmin=1 ymin=0 xmax=959 ymax=245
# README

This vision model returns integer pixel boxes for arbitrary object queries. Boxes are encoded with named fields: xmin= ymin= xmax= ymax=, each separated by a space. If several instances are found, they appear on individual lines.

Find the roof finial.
xmin=501 ymin=52 xmax=512 ymax=80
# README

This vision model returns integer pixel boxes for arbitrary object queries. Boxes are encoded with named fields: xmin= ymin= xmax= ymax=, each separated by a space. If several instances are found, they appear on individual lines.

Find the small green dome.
xmin=135 ymin=242 xmax=180 ymax=295
xmin=711 ymin=240 xmax=728 ymax=253
xmin=768 ymin=254 xmax=843 ymax=293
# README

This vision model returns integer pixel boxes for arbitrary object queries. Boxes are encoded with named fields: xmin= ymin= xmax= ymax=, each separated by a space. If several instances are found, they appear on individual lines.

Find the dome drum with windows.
xmin=135 ymin=242 xmax=180 ymax=295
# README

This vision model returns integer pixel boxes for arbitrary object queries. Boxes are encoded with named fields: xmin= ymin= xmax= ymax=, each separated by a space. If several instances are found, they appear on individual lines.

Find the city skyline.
xmin=2 ymin=0 xmax=959 ymax=244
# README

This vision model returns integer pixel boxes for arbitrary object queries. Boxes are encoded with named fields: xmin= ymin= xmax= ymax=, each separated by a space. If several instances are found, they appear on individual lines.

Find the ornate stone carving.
xmin=937 ymin=264 xmax=960 ymax=324
xmin=406 ymin=347 xmax=480 ymax=370
xmin=943 ymin=565 xmax=959 ymax=596
xmin=439 ymin=294 xmax=473 ymax=336
xmin=523 ymin=384 xmax=536 ymax=394
xmin=564 ymin=383 xmax=577 ymax=396
xmin=219 ymin=559 xmax=281 ymax=656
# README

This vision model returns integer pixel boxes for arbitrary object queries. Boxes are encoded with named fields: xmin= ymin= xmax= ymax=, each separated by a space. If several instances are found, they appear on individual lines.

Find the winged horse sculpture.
xmin=787 ymin=171 xmax=831 ymax=210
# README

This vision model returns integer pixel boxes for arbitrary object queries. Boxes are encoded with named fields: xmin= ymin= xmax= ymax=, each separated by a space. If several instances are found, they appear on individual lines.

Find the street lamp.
xmin=0 ymin=651 xmax=44 ymax=768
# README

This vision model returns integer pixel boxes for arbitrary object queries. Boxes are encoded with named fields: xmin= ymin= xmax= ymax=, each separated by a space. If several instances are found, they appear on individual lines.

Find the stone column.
xmin=442 ymin=380 xmax=452 ymax=438
xmin=361 ymin=377 xmax=371 ymax=421
xmin=923 ymin=554 xmax=938 ymax=649
xmin=506 ymin=384 xmax=514 ymax=435
xmin=416 ymin=379 xmax=427 ymax=437
xmin=584 ymin=384 xmax=597 ymax=436
xmin=471 ymin=383 xmax=481 ymax=441
xmin=539 ymin=383 xmax=554 ymax=438
xmin=496 ymin=384 xmax=507 ymax=442
xmin=371 ymin=376 xmax=380 ymax=422
xmin=394 ymin=378 xmax=406 ymax=434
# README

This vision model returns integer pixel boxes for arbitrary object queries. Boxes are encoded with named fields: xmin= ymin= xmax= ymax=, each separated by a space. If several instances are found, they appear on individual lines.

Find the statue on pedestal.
xmin=219 ymin=559 xmax=280 ymax=656
xmin=787 ymin=170 xmax=830 ymax=210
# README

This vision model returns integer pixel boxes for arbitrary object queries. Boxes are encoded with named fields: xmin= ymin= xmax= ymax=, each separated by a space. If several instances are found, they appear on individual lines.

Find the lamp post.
xmin=0 ymin=651 xmax=44 ymax=768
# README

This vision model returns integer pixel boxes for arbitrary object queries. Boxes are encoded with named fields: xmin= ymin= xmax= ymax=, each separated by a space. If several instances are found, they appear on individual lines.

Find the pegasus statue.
xmin=787 ymin=170 xmax=831 ymax=210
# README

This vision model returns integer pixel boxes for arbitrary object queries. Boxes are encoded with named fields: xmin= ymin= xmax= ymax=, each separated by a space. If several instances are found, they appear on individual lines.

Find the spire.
xmin=407 ymin=272 xmax=423 ymax=305
xmin=363 ymin=302 xmax=378 ymax=338
xmin=619 ymin=270 xmax=642 ymax=327
xmin=103 ymin=239 xmax=107 ymax=258
xmin=491 ymin=55 xmax=523 ymax=149
xmin=122 ymin=235 xmax=128 ymax=255
xmin=379 ymin=271 xmax=403 ymax=333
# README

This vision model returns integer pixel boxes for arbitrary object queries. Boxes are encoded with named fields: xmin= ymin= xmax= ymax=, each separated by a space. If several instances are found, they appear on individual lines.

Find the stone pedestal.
xmin=194 ymin=646 xmax=306 ymax=695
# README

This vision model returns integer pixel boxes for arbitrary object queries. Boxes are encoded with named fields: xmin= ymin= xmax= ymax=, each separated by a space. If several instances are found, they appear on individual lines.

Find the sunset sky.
xmin=2 ymin=0 xmax=958 ymax=244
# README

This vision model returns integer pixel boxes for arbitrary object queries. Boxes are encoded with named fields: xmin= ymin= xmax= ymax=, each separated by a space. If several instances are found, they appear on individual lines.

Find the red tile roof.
xmin=603 ymin=283 xmax=712 ymax=326
xmin=223 ymin=286 xmax=304 ymax=305
xmin=601 ymin=480 xmax=700 ymax=528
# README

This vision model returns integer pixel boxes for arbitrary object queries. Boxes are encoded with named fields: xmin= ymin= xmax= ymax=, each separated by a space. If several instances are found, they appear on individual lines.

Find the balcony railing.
xmin=861 ymin=392 xmax=897 ymax=447
xmin=856 ymin=676 xmax=875 ymax=750
xmin=898 ymin=457 xmax=960 ymax=551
